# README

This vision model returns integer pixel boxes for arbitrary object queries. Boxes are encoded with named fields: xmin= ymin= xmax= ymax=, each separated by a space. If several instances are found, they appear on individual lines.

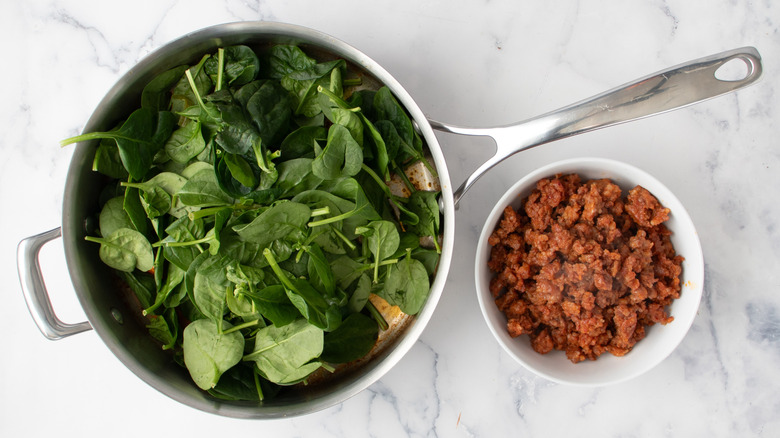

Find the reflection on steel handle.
xmin=17 ymin=228 xmax=92 ymax=340
xmin=431 ymin=47 xmax=763 ymax=206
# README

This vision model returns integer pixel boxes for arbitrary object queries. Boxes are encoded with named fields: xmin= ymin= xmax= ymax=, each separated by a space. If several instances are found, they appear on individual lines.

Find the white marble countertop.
xmin=2 ymin=1 xmax=778 ymax=436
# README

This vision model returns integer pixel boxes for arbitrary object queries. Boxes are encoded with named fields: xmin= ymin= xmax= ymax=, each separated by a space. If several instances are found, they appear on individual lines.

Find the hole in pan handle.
xmin=17 ymin=228 xmax=93 ymax=340
xmin=429 ymin=46 xmax=763 ymax=208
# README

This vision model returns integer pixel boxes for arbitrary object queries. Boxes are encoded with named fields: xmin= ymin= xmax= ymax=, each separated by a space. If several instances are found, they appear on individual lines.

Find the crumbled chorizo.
xmin=487 ymin=174 xmax=684 ymax=363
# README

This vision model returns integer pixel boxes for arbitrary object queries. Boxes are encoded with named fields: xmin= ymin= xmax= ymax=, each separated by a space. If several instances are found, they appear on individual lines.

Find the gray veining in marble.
xmin=2 ymin=0 xmax=779 ymax=436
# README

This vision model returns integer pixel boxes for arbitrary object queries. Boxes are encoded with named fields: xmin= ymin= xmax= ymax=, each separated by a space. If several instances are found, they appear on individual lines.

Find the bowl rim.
xmin=474 ymin=157 xmax=704 ymax=386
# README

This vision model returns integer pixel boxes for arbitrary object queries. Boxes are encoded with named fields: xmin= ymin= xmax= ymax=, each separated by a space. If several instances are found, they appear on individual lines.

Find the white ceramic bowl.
xmin=475 ymin=157 xmax=704 ymax=386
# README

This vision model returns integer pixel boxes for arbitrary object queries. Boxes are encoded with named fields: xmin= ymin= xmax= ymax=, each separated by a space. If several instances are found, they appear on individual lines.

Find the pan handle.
xmin=430 ymin=46 xmax=763 ymax=206
xmin=17 ymin=228 xmax=92 ymax=340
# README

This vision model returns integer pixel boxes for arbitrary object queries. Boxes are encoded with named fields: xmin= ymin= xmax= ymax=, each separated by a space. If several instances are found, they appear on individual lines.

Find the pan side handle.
xmin=430 ymin=47 xmax=763 ymax=207
xmin=17 ymin=228 xmax=92 ymax=340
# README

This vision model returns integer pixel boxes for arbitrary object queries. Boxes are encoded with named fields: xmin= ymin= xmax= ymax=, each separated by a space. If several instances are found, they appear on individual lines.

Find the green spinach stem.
xmin=360 ymin=164 xmax=391 ymax=197
xmin=307 ymin=211 xmax=348 ymax=227
xmin=185 ymin=69 xmax=208 ymax=110
xmin=310 ymin=206 xmax=330 ymax=217
xmin=221 ymin=319 xmax=261 ymax=335
xmin=355 ymin=258 xmax=398 ymax=273
xmin=153 ymin=235 xmax=212 ymax=248
xmin=263 ymin=248 xmax=296 ymax=292
xmin=365 ymin=300 xmax=389 ymax=331
xmin=215 ymin=48 xmax=225 ymax=92
xmin=316 ymin=85 xmax=354 ymax=110
xmin=189 ymin=205 xmax=247 ymax=221
xmin=342 ymin=78 xmax=362 ymax=87
xmin=330 ymin=226 xmax=357 ymax=251
xmin=392 ymin=160 xmax=416 ymax=193
xmin=253 ymin=372 xmax=265 ymax=401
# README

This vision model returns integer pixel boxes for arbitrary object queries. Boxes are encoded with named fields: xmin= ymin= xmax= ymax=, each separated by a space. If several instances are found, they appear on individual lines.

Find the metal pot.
xmin=17 ymin=22 xmax=761 ymax=418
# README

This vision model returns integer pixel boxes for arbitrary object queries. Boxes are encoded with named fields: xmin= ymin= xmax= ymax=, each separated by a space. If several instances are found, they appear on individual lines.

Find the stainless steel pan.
xmin=17 ymin=22 xmax=761 ymax=418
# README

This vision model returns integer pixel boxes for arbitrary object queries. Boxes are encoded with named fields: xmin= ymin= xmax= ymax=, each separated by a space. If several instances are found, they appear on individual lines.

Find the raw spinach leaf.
xmin=99 ymin=196 xmax=134 ymax=237
xmin=216 ymin=230 xmax=267 ymax=268
xmin=374 ymin=87 xmax=415 ymax=149
xmin=285 ymin=278 xmax=342 ymax=332
xmin=233 ymin=80 xmax=265 ymax=108
xmin=85 ymin=228 xmax=154 ymax=273
xmin=165 ymin=120 xmax=206 ymax=164
xmin=192 ymin=255 xmax=234 ymax=322
xmin=170 ymin=54 xmax=213 ymax=113
xmin=360 ymin=114 xmax=388 ymax=179
xmin=374 ymin=120 xmax=418 ymax=166
xmin=140 ymin=186 xmax=171 ymax=219
xmin=165 ymin=215 xmax=206 ymax=242
xmin=264 ymin=249 xmax=342 ymax=332
xmin=122 ymin=185 xmax=149 ymax=236
xmin=223 ymin=152 xmax=258 ymax=188
xmin=118 ymin=270 xmax=155 ymax=309
xmin=245 ymin=284 xmax=299 ymax=327
xmin=204 ymin=45 xmax=260 ymax=87
xmin=305 ymin=243 xmax=335 ymax=296
xmin=331 ymin=108 xmax=364 ymax=147
xmin=347 ymin=273 xmax=372 ymax=313
xmin=144 ymin=262 xmax=185 ymax=315
xmin=312 ymin=124 xmax=362 ymax=180
xmin=214 ymin=103 xmax=260 ymax=155
xmin=225 ymin=285 xmax=262 ymax=322
xmin=183 ymin=251 xmax=211 ymax=314
xmin=245 ymin=80 xmax=293 ymax=147
xmin=243 ymin=318 xmax=324 ymax=385
xmin=146 ymin=307 xmax=179 ymax=350
xmin=183 ymin=319 xmax=245 ymax=390
xmin=268 ymin=45 xmax=317 ymax=79
xmin=274 ymin=158 xmax=323 ymax=197
xmin=142 ymin=65 xmax=188 ymax=111
xmin=92 ymin=139 xmax=129 ymax=179
xmin=209 ymin=363 xmax=272 ymax=401
xmin=408 ymin=190 xmax=441 ymax=253
xmin=412 ymin=248 xmax=440 ymax=277
xmin=61 ymin=108 xmax=177 ymax=180
xmin=160 ymin=215 xmax=206 ymax=270
xmin=233 ymin=201 xmax=311 ymax=248
xmin=215 ymin=154 xmax=258 ymax=198
xmin=347 ymin=89 xmax=376 ymax=117
xmin=177 ymin=168 xmax=234 ymax=207
xmin=318 ymin=177 xmax=381 ymax=234
xmin=355 ymin=220 xmax=400 ymax=283
xmin=331 ymin=256 xmax=366 ymax=290
xmin=348 ymin=274 xmax=371 ymax=312
xmin=281 ymin=58 xmax=345 ymax=117
xmin=321 ymin=312 xmax=378 ymax=364
xmin=280 ymin=125 xmax=326 ymax=160
xmin=180 ymin=161 xmax=214 ymax=179
xmin=380 ymin=254 xmax=430 ymax=315
xmin=122 ymin=171 xmax=188 ymax=218
xmin=178 ymin=102 xmax=223 ymax=132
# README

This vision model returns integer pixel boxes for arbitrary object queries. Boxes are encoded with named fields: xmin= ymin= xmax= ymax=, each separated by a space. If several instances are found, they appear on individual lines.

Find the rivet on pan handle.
xmin=430 ymin=47 xmax=763 ymax=207
xmin=17 ymin=228 xmax=92 ymax=340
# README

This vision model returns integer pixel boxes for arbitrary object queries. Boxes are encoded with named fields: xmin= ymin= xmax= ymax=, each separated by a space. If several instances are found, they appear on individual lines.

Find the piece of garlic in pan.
xmin=404 ymin=157 xmax=440 ymax=192
xmin=386 ymin=156 xmax=442 ymax=250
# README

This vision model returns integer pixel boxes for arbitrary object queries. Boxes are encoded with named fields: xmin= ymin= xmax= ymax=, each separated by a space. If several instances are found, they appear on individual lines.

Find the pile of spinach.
xmin=62 ymin=44 xmax=442 ymax=401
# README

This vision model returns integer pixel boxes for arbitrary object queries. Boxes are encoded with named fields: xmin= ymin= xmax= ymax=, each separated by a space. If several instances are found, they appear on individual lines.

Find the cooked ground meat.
xmin=488 ymin=174 xmax=684 ymax=363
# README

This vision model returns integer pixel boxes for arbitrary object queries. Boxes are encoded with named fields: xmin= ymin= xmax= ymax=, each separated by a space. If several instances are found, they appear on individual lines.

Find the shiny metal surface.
xmin=16 ymin=227 xmax=92 ymax=340
xmin=431 ymin=47 xmax=763 ymax=206
xmin=52 ymin=22 xmax=454 ymax=419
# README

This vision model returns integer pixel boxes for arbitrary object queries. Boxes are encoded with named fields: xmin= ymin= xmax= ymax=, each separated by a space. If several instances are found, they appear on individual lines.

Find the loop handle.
xmin=17 ymin=228 xmax=92 ymax=340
